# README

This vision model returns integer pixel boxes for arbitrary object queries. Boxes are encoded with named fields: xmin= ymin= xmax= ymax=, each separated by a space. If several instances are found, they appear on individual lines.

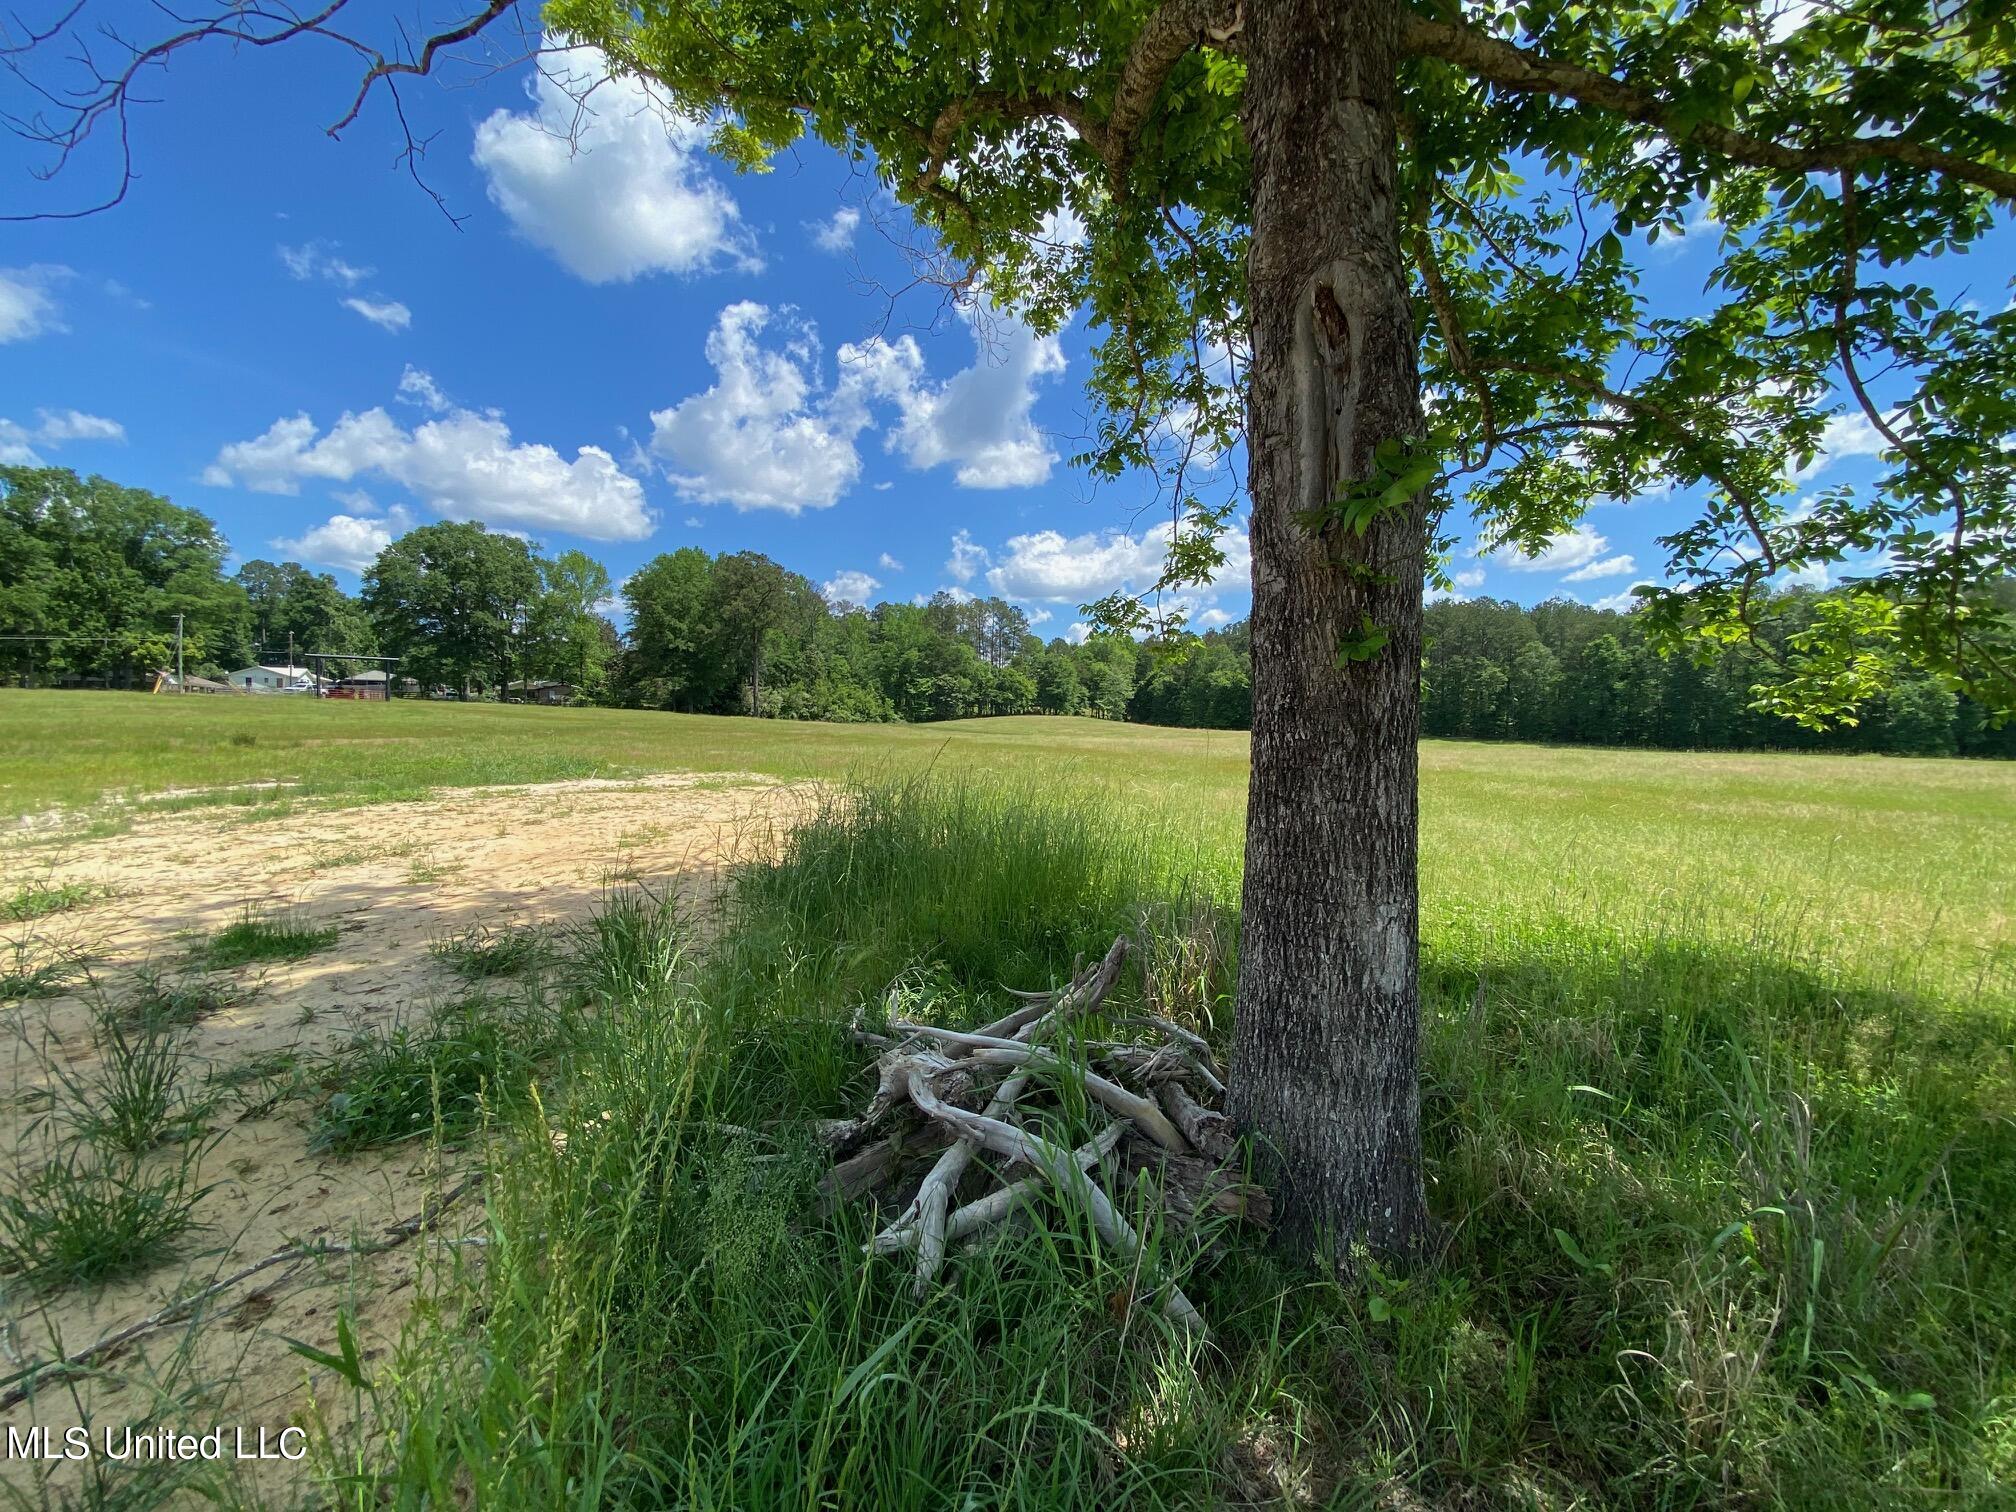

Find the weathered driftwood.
xmin=973 ymin=935 xmax=1129 ymax=1040
xmin=873 ymin=935 xmax=1137 ymax=1294
xmin=904 ymin=1068 xmax=1030 ymax=1296
xmin=837 ymin=934 xmax=1257 ymax=1338
xmin=1119 ymin=1014 xmax=1227 ymax=1096
xmin=816 ymin=1121 xmax=950 ymax=1215
xmin=903 ymin=1062 xmax=1208 ymax=1337
xmin=887 ymin=1026 xmax=1187 ymax=1153
xmin=873 ymin=1122 xmax=1126 ymax=1256
xmin=1157 ymin=1080 xmax=1234 ymax=1161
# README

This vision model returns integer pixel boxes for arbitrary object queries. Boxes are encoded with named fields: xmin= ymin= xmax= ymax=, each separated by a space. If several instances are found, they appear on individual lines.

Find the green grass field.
xmin=4 ymin=690 xmax=2014 ymax=1505
xmin=3 ymin=689 xmax=2009 ymax=990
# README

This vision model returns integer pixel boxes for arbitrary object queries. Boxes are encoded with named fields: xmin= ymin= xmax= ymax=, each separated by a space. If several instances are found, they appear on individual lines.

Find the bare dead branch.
xmin=326 ymin=0 xmax=513 ymax=135
xmin=903 ymin=1058 xmax=1208 ymax=1337
xmin=872 ymin=1123 xmax=1127 ymax=1255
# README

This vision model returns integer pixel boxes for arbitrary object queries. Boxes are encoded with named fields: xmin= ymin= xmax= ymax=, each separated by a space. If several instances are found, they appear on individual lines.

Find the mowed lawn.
xmin=1 ymin=688 xmax=2008 ymax=995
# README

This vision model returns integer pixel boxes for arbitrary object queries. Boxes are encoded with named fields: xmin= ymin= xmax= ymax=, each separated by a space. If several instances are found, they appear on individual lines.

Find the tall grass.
xmin=339 ymin=776 xmax=2012 ymax=1507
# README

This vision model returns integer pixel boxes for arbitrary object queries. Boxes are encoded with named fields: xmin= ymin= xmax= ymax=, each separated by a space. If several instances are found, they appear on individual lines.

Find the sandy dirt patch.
xmin=0 ymin=772 xmax=809 ymax=1505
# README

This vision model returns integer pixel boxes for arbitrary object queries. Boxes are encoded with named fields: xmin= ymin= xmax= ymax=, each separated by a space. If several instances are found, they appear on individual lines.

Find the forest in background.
xmin=3 ymin=464 xmax=2010 ymax=757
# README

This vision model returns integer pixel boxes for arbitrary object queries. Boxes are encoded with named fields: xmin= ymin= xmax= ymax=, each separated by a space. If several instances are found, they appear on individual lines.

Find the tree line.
xmin=3 ymin=464 xmax=2008 ymax=756
xmin=0 ymin=466 xmax=615 ymax=696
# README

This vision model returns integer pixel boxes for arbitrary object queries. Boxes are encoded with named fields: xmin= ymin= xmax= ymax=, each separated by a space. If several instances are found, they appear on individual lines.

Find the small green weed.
xmin=571 ymin=887 xmax=683 ymax=1003
xmin=55 ymin=1008 xmax=214 ymax=1154
xmin=309 ymin=993 xmax=562 ymax=1153
xmin=2 ymin=879 xmax=102 ymax=922
xmin=1 ymin=940 xmax=77 ymax=1000
xmin=429 ymin=922 xmax=555 ymax=980
xmin=213 ymin=1047 xmax=302 ymax=1089
xmin=121 ymin=966 xmax=252 ymax=1030
xmin=213 ymin=1048 xmax=305 ymax=1120
xmin=201 ymin=906 xmax=339 ymax=968
xmin=0 ymin=1144 xmax=212 ymax=1290
xmin=306 ymin=845 xmax=373 ymax=871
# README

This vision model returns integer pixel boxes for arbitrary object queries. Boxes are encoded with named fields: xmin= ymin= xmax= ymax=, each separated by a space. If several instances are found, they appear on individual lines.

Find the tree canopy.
xmin=532 ymin=0 xmax=2014 ymax=727
xmin=12 ymin=2 xmax=2011 ymax=721
xmin=0 ymin=466 xmax=250 ymax=683
xmin=362 ymin=521 xmax=543 ymax=695
xmin=236 ymin=559 xmax=377 ymax=663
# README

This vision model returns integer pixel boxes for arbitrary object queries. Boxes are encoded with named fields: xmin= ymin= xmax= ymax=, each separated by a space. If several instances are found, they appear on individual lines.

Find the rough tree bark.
xmin=1227 ymin=0 xmax=1431 ymax=1258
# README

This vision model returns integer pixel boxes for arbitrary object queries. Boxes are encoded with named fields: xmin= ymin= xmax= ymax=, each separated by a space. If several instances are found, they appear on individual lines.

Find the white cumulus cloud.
xmin=821 ymin=569 xmax=881 ymax=606
xmin=812 ymin=206 xmax=860 ymax=253
xmin=649 ymin=301 xmax=918 ymax=512
xmin=946 ymin=530 xmax=988 ymax=584
xmin=884 ymin=306 xmax=1066 ymax=488
xmin=649 ymin=299 xmax=1069 ymax=510
xmin=279 ymin=243 xmax=372 ymax=286
xmin=474 ymin=47 xmax=756 ymax=283
xmin=1492 ymin=524 xmax=1612 ymax=574
xmin=1562 ymin=552 xmax=1637 ymax=582
xmin=396 ymin=365 xmax=451 ymax=413
xmin=877 ymin=552 xmax=905 ymax=572
xmin=0 ymin=408 xmax=125 ymax=465
xmin=1795 ymin=411 xmax=1895 ymax=480
xmin=1592 ymin=581 xmax=1655 ymax=612
xmin=982 ymin=521 xmax=1251 ymax=603
xmin=272 ymin=505 xmax=416 ymax=575
xmin=205 ymin=384 xmax=654 ymax=541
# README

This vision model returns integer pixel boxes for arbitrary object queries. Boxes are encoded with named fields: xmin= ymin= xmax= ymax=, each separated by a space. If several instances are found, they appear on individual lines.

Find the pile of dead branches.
xmin=819 ymin=937 xmax=1266 ymax=1338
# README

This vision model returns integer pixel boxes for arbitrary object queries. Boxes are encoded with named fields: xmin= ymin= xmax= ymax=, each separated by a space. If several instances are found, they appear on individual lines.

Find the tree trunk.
xmin=1227 ymin=0 xmax=1431 ymax=1258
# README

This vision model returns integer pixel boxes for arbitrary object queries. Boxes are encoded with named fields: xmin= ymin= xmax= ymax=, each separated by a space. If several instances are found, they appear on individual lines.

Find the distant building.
xmin=329 ymin=669 xmax=391 ymax=701
xmin=507 ymin=679 xmax=573 ymax=706
xmin=156 ymin=672 xmax=242 ymax=695
xmin=226 ymin=664 xmax=317 ymax=693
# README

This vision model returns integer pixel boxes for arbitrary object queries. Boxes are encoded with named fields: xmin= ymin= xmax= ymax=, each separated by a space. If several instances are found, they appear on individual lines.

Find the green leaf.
xmin=1552 ymin=1227 xmax=1612 ymax=1276
xmin=284 ymin=1308 xmax=370 ymax=1390
xmin=1335 ymin=616 xmax=1391 ymax=665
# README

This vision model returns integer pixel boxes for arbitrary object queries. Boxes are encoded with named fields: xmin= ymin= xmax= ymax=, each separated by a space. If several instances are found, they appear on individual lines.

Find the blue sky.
xmin=3 ymin=27 xmax=2010 ymax=638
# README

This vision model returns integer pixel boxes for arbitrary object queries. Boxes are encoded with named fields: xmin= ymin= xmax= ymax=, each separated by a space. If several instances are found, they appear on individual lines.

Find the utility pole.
xmin=175 ymin=614 xmax=185 ymax=693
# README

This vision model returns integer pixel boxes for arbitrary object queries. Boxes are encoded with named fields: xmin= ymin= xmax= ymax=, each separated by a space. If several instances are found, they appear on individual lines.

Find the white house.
xmin=226 ymin=664 xmax=317 ymax=693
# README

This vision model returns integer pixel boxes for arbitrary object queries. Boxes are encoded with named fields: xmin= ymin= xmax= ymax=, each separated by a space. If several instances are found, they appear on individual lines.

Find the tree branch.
xmin=1832 ymin=170 xmax=1970 ymax=658
xmin=2 ymin=0 xmax=524 ymax=221
xmin=327 ymin=0 xmax=516 ymax=136
xmin=1103 ymin=0 xmax=1244 ymax=186
xmin=1411 ymin=226 xmax=1497 ymax=470
xmin=1402 ymin=16 xmax=2016 ymax=204
xmin=1477 ymin=357 xmax=1781 ymax=572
